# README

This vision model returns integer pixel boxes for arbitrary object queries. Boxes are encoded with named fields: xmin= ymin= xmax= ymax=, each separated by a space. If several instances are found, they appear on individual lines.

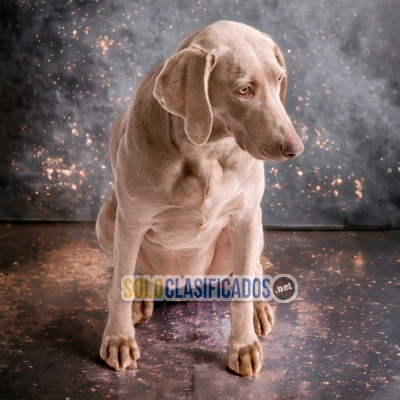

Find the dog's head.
xmin=153 ymin=21 xmax=303 ymax=162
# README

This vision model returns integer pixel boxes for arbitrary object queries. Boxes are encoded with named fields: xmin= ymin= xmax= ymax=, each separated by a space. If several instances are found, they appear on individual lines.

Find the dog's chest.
xmin=147 ymin=157 xmax=248 ymax=249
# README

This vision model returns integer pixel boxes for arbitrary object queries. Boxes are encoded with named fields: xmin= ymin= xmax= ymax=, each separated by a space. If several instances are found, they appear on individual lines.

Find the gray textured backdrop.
xmin=1 ymin=0 xmax=399 ymax=227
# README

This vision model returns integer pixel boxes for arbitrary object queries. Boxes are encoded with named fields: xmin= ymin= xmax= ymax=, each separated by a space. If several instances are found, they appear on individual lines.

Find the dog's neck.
xmin=168 ymin=113 xmax=246 ymax=166
xmin=208 ymin=115 xmax=233 ymax=143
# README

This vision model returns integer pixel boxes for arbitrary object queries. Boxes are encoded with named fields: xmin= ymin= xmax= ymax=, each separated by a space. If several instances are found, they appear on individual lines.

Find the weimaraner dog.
xmin=96 ymin=20 xmax=303 ymax=378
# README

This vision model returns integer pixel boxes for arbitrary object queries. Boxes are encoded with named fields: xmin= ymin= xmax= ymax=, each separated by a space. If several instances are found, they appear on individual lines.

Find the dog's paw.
xmin=253 ymin=300 xmax=274 ymax=337
xmin=100 ymin=331 xmax=140 ymax=371
xmin=132 ymin=299 xmax=154 ymax=324
xmin=228 ymin=337 xmax=263 ymax=378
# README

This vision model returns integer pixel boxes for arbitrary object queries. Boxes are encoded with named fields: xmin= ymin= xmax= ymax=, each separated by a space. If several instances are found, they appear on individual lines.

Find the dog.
xmin=96 ymin=20 xmax=303 ymax=378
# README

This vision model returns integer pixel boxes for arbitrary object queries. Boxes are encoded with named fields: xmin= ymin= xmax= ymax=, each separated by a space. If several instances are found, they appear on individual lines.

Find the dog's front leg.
xmin=228 ymin=209 xmax=264 ymax=378
xmin=100 ymin=208 xmax=145 ymax=371
xmin=253 ymin=255 xmax=275 ymax=337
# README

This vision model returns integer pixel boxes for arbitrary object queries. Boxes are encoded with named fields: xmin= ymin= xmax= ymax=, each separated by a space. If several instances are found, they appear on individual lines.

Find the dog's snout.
xmin=280 ymin=141 xmax=304 ymax=158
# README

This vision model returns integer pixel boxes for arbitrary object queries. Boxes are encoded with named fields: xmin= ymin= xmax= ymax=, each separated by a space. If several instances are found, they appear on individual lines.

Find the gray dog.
xmin=96 ymin=20 xmax=303 ymax=378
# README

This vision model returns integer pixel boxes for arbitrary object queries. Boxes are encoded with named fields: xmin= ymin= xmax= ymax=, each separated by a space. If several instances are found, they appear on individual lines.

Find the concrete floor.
xmin=0 ymin=223 xmax=399 ymax=399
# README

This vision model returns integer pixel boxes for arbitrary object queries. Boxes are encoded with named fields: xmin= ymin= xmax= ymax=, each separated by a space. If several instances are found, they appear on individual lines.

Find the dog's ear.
xmin=153 ymin=48 xmax=215 ymax=145
xmin=272 ymin=42 xmax=287 ymax=107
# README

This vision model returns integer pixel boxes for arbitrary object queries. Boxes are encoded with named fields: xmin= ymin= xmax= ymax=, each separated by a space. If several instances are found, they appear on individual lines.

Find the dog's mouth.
xmin=234 ymin=137 xmax=271 ymax=161
xmin=255 ymin=145 xmax=284 ymax=162
xmin=235 ymin=136 xmax=298 ymax=162
xmin=256 ymin=143 xmax=303 ymax=162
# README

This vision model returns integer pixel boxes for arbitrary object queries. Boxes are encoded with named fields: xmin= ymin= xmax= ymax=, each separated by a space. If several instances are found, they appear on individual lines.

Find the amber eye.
xmin=238 ymin=86 xmax=251 ymax=95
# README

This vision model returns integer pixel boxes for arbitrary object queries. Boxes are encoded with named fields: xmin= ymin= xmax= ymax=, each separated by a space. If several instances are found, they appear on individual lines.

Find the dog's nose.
xmin=280 ymin=141 xmax=304 ymax=158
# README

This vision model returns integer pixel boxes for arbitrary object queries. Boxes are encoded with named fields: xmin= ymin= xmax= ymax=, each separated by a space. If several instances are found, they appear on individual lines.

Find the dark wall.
xmin=1 ymin=0 xmax=399 ymax=227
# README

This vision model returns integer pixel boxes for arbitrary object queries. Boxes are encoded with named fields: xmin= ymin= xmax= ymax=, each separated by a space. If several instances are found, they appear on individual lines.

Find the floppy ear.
xmin=153 ymin=48 xmax=215 ymax=145
xmin=272 ymin=42 xmax=287 ymax=107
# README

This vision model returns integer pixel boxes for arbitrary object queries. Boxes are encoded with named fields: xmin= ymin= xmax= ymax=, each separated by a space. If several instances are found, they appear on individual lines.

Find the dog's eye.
xmin=278 ymin=75 xmax=285 ymax=83
xmin=237 ymin=86 xmax=252 ymax=96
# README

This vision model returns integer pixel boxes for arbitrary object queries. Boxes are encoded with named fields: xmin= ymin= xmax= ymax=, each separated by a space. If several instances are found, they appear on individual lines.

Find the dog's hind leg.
xmin=96 ymin=187 xmax=117 ymax=260
xmin=131 ymin=272 xmax=154 ymax=324
xmin=132 ymin=297 xmax=154 ymax=324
